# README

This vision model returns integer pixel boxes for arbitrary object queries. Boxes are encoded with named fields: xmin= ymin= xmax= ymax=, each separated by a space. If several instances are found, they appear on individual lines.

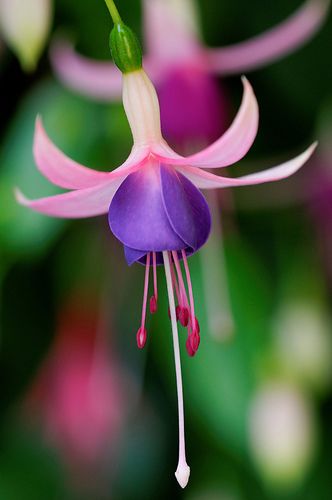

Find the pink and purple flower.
xmin=16 ymin=67 xmax=315 ymax=487
xmin=16 ymin=1 xmax=317 ymax=487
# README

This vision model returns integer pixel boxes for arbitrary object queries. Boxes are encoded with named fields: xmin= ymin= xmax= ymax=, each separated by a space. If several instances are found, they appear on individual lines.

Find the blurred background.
xmin=0 ymin=0 xmax=332 ymax=499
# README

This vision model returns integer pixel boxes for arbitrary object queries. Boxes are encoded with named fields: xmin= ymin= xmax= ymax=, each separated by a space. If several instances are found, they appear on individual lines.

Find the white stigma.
xmin=175 ymin=462 xmax=191 ymax=489
xmin=163 ymin=251 xmax=190 ymax=489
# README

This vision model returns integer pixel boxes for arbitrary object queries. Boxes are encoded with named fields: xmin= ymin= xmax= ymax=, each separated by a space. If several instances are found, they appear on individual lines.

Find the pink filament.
xmin=138 ymin=253 xmax=151 ymax=345
xmin=171 ymin=251 xmax=190 ymax=312
xmin=170 ymin=258 xmax=181 ymax=306
xmin=150 ymin=252 xmax=158 ymax=314
xmin=181 ymin=250 xmax=197 ymax=332
xmin=152 ymin=252 xmax=158 ymax=301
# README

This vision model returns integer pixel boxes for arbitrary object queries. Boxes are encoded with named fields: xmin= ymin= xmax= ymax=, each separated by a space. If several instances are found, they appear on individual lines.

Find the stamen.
xmin=181 ymin=250 xmax=196 ymax=331
xmin=169 ymin=257 xmax=185 ymax=323
xmin=163 ymin=251 xmax=190 ymax=489
xmin=149 ymin=252 xmax=158 ymax=314
xmin=152 ymin=252 xmax=158 ymax=300
xmin=136 ymin=326 xmax=147 ymax=349
xmin=172 ymin=251 xmax=190 ymax=327
xmin=149 ymin=296 xmax=157 ymax=314
xmin=181 ymin=250 xmax=201 ymax=356
xmin=136 ymin=252 xmax=151 ymax=349
xmin=170 ymin=258 xmax=181 ymax=306
xmin=185 ymin=336 xmax=195 ymax=357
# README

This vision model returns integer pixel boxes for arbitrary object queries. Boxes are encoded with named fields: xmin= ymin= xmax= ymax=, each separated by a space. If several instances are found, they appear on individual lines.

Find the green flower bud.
xmin=109 ymin=23 xmax=142 ymax=74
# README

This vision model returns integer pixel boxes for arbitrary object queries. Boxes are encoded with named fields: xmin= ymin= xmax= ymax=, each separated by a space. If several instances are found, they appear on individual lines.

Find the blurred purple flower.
xmin=51 ymin=0 xmax=329 ymax=145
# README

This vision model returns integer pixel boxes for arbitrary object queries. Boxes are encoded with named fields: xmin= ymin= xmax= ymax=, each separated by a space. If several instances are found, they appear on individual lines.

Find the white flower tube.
xmin=0 ymin=0 xmax=52 ymax=70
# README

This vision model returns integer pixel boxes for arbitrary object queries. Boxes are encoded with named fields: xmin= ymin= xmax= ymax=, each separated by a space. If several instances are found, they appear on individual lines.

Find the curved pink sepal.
xmin=34 ymin=117 xmax=112 ymax=189
xmin=16 ymin=142 xmax=147 ymax=218
xmin=177 ymin=143 xmax=317 ymax=189
xmin=166 ymin=77 xmax=258 ymax=169
xmin=207 ymin=0 xmax=330 ymax=75
xmin=34 ymin=117 xmax=148 ymax=190
xmin=15 ymin=179 xmax=124 ymax=218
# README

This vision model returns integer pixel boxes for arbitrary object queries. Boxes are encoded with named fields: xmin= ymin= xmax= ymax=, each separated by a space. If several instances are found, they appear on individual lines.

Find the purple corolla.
xmin=16 ymin=1 xmax=317 ymax=488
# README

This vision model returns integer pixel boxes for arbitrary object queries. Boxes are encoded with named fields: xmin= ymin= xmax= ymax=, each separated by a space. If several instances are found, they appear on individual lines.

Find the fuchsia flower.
xmin=16 ymin=1 xmax=317 ymax=488
xmin=51 ymin=0 xmax=329 ymax=341
xmin=52 ymin=0 xmax=329 ymax=145
xmin=51 ymin=0 xmax=329 ymax=342
xmin=26 ymin=296 xmax=125 ymax=482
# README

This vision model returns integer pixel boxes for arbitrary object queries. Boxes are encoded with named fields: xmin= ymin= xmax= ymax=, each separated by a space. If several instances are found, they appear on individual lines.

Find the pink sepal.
xmin=207 ymin=0 xmax=330 ymax=75
xmin=176 ymin=143 xmax=317 ymax=190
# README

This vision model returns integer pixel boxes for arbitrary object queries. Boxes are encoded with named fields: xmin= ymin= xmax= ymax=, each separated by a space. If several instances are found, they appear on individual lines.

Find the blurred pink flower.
xmin=51 ymin=0 xmax=329 ymax=145
xmin=26 ymin=295 xmax=126 ymax=480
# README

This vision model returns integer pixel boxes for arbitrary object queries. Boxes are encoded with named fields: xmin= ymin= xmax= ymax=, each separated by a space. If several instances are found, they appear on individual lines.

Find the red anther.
xmin=150 ymin=295 xmax=157 ymax=314
xmin=179 ymin=307 xmax=189 ymax=327
xmin=189 ymin=331 xmax=200 ymax=352
xmin=136 ymin=327 xmax=147 ymax=349
xmin=194 ymin=317 xmax=200 ymax=334
xmin=186 ymin=336 xmax=195 ymax=357
xmin=169 ymin=305 xmax=181 ymax=321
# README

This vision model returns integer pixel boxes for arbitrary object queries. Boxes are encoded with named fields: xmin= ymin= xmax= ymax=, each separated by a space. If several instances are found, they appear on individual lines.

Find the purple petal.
xmin=160 ymin=165 xmax=211 ymax=251
xmin=124 ymin=246 xmax=147 ymax=266
xmin=124 ymin=246 xmax=165 ymax=266
xmin=109 ymin=162 xmax=212 ymax=265
xmin=207 ymin=0 xmax=330 ymax=74
xmin=109 ymin=164 xmax=186 ymax=252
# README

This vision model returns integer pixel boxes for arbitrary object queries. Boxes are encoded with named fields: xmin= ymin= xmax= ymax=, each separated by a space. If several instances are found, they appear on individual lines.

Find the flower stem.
xmin=104 ymin=0 xmax=122 ymax=24
xmin=163 ymin=251 xmax=190 ymax=489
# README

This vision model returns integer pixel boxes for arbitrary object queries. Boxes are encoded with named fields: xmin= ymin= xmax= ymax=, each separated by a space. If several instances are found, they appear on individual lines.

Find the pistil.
xmin=163 ymin=250 xmax=190 ymax=489
xmin=182 ymin=250 xmax=200 ymax=355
